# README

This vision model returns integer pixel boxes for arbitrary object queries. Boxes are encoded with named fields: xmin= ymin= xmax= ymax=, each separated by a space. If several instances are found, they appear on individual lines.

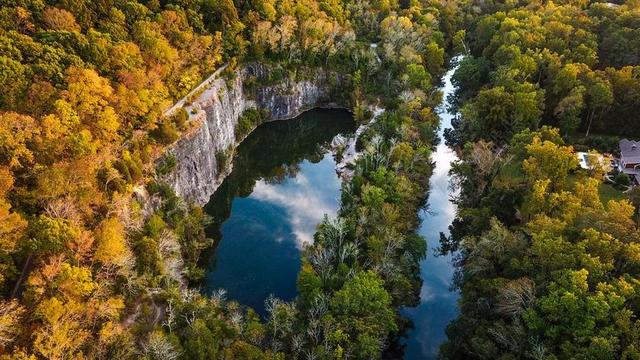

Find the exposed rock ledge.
xmin=332 ymin=106 xmax=384 ymax=180
xmin=152 ymin=64 xmax=343 ymax=206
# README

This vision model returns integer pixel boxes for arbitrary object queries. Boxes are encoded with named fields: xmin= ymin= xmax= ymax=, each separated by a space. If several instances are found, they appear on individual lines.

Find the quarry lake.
xmin=201 ymin=109 xmax=356 ymax=316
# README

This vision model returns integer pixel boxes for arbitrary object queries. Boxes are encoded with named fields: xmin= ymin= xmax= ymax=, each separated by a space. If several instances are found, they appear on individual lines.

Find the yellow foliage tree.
xmin=0 ymin=167 xmax=27 ymax=289
xmin=0 ymin=299 xmax=25 ymax=349
xmin=33 ymin=297 xmax=89 ymax=360
xmin=0 ymin=112 xmax=39 ymax=169
xmin=94 ymin=217 xmax=131 ymax=268
xmin=523 ymin=136 xmax=579 ymax=191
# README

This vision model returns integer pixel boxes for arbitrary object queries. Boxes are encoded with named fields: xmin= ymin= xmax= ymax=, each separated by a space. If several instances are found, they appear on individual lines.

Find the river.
xmin=202 ymin=109 xmax=356 ymax=317
xmin=401 ymin=64 xmax=460 ymax=359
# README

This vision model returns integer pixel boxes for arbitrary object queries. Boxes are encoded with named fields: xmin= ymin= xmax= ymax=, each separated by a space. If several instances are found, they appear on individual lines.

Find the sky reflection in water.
xmin=251 ymin=156 xmax=341 ymax=248
xmin=203 ymin=110 xmax=355 ymax=317
xmin=401 ymin=65 xmax=460 ymax=359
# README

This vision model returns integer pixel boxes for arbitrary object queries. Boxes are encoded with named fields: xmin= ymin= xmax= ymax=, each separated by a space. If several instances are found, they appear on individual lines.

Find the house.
xmin=620 ymin=139 xmax=640 ymax=169
xmin=619 ymin=139 xmax=640 ymax=184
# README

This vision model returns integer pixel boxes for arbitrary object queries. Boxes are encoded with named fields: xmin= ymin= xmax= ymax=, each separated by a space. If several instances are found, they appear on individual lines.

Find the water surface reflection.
xmin=401 ymin=65 xmax=460 ymax=359
xmin=202 ymin=109 xmax=356 ymax=316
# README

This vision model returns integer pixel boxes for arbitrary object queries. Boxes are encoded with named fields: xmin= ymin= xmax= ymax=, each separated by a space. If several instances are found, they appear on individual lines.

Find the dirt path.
xmin=121 ymin=298 xmax=165 ymax=329
xmin=162 ymin=63 xmax=229 ymax=118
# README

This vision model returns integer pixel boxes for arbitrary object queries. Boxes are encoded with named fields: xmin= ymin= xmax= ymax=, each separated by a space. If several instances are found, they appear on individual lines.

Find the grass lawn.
xmin=568 ymin=173 xmax=627 ymax=204
xmin=598 ymin=182 xmax=627 ymax=203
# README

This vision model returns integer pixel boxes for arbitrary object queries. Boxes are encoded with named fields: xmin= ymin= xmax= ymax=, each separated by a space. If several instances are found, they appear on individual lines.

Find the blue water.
xmin=203 ymin=109 xmax=355 ymax=316
xmin=401 ymin=65 xmax=460 ymax=359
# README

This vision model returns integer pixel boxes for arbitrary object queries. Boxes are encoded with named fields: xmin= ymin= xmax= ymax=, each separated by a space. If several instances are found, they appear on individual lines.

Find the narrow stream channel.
xmin=202 ymin=109 xmax=356 ymax=317
xmin=401 ymin=64 xmax=460 ymax=359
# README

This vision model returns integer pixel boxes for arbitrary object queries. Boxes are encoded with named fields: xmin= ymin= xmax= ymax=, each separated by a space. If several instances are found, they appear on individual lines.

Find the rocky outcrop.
xmin=332 ymin=106 xmax=384 ymax=180
xmin=159 ymin=65 xmax=338 ymax=206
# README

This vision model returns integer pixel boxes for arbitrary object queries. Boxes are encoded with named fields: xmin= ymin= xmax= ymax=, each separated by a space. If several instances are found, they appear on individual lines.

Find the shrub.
xmin=156 ymin=153 xmax=177 ymax=176
xmin=235 ymin=108 xmax=266 ymax=140
xmin=127 ymin=157 xmax=144 ymax=182
xmin=113 ymin=153 xmax=144 ymax=184
xmin=216 ymin=147 xmax=233 ymax=173
xmin=146 ymin=180 xmax=161 ymax=195
xmin=160 ymin=186 xmax=185 ymax=226
xmin=113 ymin=159 xmax=132 ymax=183
xmin=144 ymin=213 xmax=166 ymax=239
xmin=614 ymin=173 xmax=631 ymax=189
xmin=172 ymin=108 xmax=189 ymax=129
xmin=151 ymin=120 xmax=180 ymax=145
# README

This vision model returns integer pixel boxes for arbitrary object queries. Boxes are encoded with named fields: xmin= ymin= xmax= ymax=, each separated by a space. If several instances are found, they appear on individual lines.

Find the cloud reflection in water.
xmin=251 ymin=153 xmax=341 ymax=248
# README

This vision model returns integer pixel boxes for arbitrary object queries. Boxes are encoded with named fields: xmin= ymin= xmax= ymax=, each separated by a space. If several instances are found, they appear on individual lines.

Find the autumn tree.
xmin=41 ymin=7 xmax=81 ymax=32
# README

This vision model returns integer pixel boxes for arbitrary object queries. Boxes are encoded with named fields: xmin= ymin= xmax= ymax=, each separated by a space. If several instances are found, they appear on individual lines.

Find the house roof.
xmin=620 ymin=139 xmax=640 ymax=164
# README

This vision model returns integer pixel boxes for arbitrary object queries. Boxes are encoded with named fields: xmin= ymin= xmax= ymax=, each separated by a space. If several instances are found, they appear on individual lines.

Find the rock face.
xmin=160 ymin=65 xmax=338 ymax=206
xmin=333 ymin=106 xmax=384 ymax=180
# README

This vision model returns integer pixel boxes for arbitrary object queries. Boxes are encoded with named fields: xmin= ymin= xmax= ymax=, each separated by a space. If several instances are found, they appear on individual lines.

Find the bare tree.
xmin=495 ymin=277 xmax=536 ymax=318
xmin=142 ymin=331 xmax=180 ymax=360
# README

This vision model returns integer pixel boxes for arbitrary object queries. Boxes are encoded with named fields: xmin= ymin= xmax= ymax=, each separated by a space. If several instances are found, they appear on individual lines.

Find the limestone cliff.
xmin=158 ymin=65 xmax=339 ymax=206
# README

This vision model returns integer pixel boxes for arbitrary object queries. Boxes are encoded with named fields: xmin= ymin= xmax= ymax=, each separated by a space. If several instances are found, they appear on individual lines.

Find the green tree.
xmin=0 ymin=56 xmax=30 ymax=110
xmin=330 ymin=271 xmax=397 ymax=357
xmin=555 ymin=85 xmax=586 ymax=135
xmin=522 ymin=136 xmax=578 ymax=191
xmin=584 ymin=76 xmax=613 ymax=137
xmin=29 ymin=215 xmax=81 ymax=255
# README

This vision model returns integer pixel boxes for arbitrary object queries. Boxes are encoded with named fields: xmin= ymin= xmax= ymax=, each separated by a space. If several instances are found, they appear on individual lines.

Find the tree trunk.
xmin=585 ymin=108 xmax=595 ymax=137
xmin=11 ymin=253 xmax=33 ymax=299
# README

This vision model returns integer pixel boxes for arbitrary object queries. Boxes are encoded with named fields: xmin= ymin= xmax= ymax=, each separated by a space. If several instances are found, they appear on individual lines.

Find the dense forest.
xmin=0 ymin=0 xmax=449 ymax=357
xmin=441 ymin=0 xmax=640 ymax=359
xmin=1 ymin=0 xmax=640 ymax=357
